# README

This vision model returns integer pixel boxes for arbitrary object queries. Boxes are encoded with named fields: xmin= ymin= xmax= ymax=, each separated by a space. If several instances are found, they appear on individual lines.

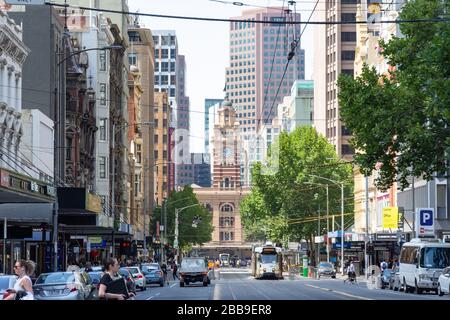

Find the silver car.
xmin=0 ymin=275 xmax=17 ymax=300
xmin=33 ymin=272 xmax=97 ymax=300
xmin=318 ymin=262 xmax=336 ymax=278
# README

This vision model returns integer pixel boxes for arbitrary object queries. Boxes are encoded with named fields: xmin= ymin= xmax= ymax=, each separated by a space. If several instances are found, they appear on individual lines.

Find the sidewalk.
xmin=282 ymin=271 xmax=367 ymax=283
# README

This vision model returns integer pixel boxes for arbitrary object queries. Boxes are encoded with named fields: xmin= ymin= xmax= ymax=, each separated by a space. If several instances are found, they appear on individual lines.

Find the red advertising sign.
xmin=0 ymin=170 xmax=10 ymax=187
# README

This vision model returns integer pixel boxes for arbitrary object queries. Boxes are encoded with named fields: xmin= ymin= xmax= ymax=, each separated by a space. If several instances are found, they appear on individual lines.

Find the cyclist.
xmin=345 ymin=260 xmax=356 ymax=283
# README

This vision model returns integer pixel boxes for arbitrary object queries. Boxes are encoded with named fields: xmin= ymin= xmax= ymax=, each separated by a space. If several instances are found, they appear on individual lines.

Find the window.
xmin=170 ymin=62 xmax=175 ymax=72
xmin=154 ymin=61 xmax=159 ymax=72
xmin=341 ymin=69 xmax=354 ymax=76
xmin=161 ymin=49 xmax=169 ymax=59
xmin=128 ymin=53 xmax=137 ymax=66
xmin=66 ymin=137 xmax=72 ymax=160
xmin=99 ymin=83 xmax=106 ymax=105
xmin=154 ymin=75 xmax=160 ymax=86
xmin=99 ymin=156 xmax=106 ymax=179
xmin=161 ymin=36 xmax=169 ymax=45
xmin=161 ymin=75 xmax=168 ymax=85
xmin=136 ymin=144 xmax=142 ymax=164
xmin=152 ymin=36 xmax=159 ymax=45
xmin=221 ymin=204 xmax=233 ymax=212
xmin=161 ymin=62 xmax=169 ymax=72
xmin=170 ymin=36 xmax=176 ymax=45
xmin=134 ymin=174 xmax=140 ymax=197
xmin=170 ymin=76 xmax=176 ymax=85
xmin=342 ymin=50 xmax=355 ymax=61
xmin=99 ymin=118 xmax=107 ymax=141
xmin=154 ymin=150 xmax=158 ymax=160
xmin=170 ymin=88 xmax=176 ymax=97
xmin=170 ymin=48 xmax=176 ymax=59
xmin=99 ymin=50 xmax=106 ymax=71
xmin=341 ymin=126 xmax=352 ymax=136
xmin=163 ymin=150 xmax=168 ymax=160
xmin=128 ymin=31 xmax=141 ymax=42
xmin=341 ymin=13 xmax=356 ymax=22
xmin=341 ymin=32 xmax=356 ymax=42
xmin=341 ymin=144 xmax=354 ymax=155
xmin=154 ymin=135 xmax=159 ymax=143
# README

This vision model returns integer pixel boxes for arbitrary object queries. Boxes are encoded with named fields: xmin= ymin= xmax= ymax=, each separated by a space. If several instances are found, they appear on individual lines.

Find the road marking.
xmin=170 ymin=283 xmax=177 ymax=288
xmin=146 ymin=292 xmax=160 ymax=300
xmin=304 ymin=284 xmax=373 ymax=300
xmin=227 ymin=282 xmax=238 ymax=300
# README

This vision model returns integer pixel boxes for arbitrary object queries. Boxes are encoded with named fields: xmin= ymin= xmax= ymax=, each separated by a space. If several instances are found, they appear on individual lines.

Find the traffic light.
xmin=120 ymin=241 xmax=131 ymax=256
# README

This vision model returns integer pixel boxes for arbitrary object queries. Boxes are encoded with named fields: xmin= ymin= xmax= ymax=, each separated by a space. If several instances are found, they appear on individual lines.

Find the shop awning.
xmin=0 ymin=203 xmax=53 ymax=223
xmin=59 ymin=224 xmax=132 ymax=238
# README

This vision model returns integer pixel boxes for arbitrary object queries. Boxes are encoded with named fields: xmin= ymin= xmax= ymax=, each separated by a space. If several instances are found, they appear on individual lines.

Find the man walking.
xmin=172 ymin=262 xmax=179 ymax=280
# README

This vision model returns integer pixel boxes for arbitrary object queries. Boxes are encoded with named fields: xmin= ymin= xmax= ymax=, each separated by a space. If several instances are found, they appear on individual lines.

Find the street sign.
xmin=416 ymin=208 xmax=435 ymax=238
xmin=4 ymin=0 xmax=45 ymax=4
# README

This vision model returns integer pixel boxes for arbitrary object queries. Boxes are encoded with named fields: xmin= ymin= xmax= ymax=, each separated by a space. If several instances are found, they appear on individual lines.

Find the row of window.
xmin=226 ymin=75 xmax=256 ymax=82
xmin=231 ymin=46 xmax=256 ymax=53
xmin=230 ymin=60 xmax=255 ymax=67
xmin=219 ymin=217 xmax=235 ymax=227
xmin=239 ymin=119 xmax=257 ymax=125
xmin=231 ymin=20 xmax=256 ymax=30
xmin=226 ymin=82 xmax=255 ymax=90
xmin=154 ymin=48 xmax=177 ymax=60
xmin=152 ymin=35 xmax=176 ymax=46
xmin=155 ymin=61 xmax=176 ymax=72
xmin=155 ymin=87 xmax=176 ymax=98
xmin=230 ymin=53 xmax=256 ymax=60
xmin=154 ymin=75 xmax=176 ymax=86
xmin=235 ymin=105 xmax=256 ymax=111
xmin=219 ymin=232 xmax=234 ymax=241
xmin=230 ymin=38 xmax=256 ymax=46
xmin=154 ymin=150 xmax=168 ymax=161
xmin=226 ymin=67 xmax=256 ymax=75
xmin=237 ymin=112 xmax=256 ymax=118
xmin=229 ymin=95 xmax=256 ymax=102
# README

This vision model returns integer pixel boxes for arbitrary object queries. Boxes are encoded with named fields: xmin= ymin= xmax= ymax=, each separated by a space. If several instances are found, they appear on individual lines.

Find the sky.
xmin=128 ymin=0 xmax=316 ymax=153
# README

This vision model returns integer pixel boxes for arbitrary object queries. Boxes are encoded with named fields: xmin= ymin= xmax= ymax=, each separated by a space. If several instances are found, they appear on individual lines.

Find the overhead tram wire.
xmin=44 ymin=2 xmax=450 ymax=25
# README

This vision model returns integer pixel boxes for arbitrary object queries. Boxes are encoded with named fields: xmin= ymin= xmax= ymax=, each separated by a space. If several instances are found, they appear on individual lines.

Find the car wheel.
xmin=403 ymin=278 xmax=409 ymax=293
xmin=203 ymin=281 xmax=208 ymax=286
xmin=180 ymin=281 xmax=185 ymax=287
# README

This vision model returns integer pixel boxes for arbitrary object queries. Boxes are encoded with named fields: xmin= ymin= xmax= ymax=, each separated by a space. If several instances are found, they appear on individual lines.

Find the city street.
xmin=135 ymin=268 xmax=450 ymax=300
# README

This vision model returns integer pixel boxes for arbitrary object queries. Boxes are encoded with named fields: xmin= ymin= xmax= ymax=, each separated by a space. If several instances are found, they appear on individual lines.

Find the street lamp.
xmin=174 ymin=203 xmax=202 ymax=263
xmin=57 ymin=45 xmax=123 ymax=66
xmin=307 ymin=174 xmax=345 ymax=275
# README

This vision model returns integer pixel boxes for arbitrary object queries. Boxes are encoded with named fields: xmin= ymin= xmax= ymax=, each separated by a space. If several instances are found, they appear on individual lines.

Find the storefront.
xmin=0 ymin=168 xmax=56 ymax=275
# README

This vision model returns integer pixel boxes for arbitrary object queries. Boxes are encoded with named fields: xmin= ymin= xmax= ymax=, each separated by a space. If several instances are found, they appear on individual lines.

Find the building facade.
xmin=313 ymin=0 xmax=357 ymax=159
xmin=154 ymin=91 xmax=170 ymax=206
xmin=204 ymin=98 xmax=223 ymax=153
xmin=194 ymin=100 xmax=251 ymax=258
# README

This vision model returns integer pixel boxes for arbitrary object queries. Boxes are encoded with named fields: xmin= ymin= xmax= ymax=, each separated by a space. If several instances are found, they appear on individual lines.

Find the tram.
xmin=251 ymin=242 xmax=283 ymax=279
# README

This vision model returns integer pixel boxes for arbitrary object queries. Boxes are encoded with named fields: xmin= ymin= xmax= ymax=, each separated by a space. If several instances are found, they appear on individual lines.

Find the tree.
xmin=240 ymin=126 xmax=354 ymax=264
xmin=338 ymin=0 xmax=450 ymax=190
xmin=152 ymin=186 xmax=213 ymax=252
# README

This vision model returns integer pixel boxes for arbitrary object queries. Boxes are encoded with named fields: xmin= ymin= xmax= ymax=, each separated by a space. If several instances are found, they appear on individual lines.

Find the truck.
xmin=178 ymin=257 xmax=210 ymax=287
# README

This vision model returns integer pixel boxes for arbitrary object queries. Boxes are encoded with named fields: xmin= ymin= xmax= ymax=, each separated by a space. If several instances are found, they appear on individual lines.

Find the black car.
xmin=119 ymin=268 xmax=137 ymax=294
xmin=381 ymin=269 xmax=396 ymax=289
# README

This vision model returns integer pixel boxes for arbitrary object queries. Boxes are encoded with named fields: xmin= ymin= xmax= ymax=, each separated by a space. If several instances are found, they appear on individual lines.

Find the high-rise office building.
xmin=204 ymin=98 xmax=223 ymax=153
xmin=313 ymin=0 xmax=357 ymax=159
xmin=225 ymin=7 xmax=305 ymax=138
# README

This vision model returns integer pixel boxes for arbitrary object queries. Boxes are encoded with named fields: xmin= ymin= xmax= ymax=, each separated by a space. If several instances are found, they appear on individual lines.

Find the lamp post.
xmin=174 ymin=203 xmax=202 ymax=263
xmin=307 ymin=174 xmax=345 ymax=275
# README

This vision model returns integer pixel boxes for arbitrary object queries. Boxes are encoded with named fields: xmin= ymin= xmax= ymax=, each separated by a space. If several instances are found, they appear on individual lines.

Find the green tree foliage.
xmin=152 ymin=186 xmax=213 ymax=250
xmin=240 ymin=126 xmax=354 ymax=263
xmin=338 ymin=0 xmax=450 ymax=190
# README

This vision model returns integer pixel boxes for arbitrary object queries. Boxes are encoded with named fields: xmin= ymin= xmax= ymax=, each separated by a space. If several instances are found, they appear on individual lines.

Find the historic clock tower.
xmin=211 ymin=100 xmax=241 ymax=189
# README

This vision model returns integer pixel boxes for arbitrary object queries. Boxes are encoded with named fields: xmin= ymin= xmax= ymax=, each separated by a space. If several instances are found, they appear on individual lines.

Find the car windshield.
xmin=0 ymin=277 xmax=13 ymax=290
xmin=319 ymin=263 xmax=332 ymax=268
xmin=119 ymin=270 xmax=129 ymax=277
xmin=181 ymin=259 xmax=206 ymax=269
xmin=142 ymin=266 xmax=158 ymax=273
xmin=36 ymin=273 xmax=76 ymax=284
xmin=127 ymin=268 xmax=139 ymax=274
xmin=260 ymin=254 xmax=277 ymax=264
xmin=420 ymin=247 xmax=450 ymax=269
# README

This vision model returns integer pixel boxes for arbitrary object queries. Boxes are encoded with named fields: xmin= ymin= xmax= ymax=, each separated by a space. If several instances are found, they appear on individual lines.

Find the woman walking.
xmin=99 ymin=257 xmax=135 ymax=300
xmin=4 ymin=260 xmax=35 ymax=300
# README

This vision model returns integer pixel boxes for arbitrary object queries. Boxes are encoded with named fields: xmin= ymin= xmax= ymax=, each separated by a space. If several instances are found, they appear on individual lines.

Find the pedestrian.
xmin=3 ymin=260 xmax=35 ymax=300
xmin=161 ymin=262 xmax=169 ymax=285
xmin=67 ymin=259 xmax=81 ymax=272
xmin=99 ymin=257 xmax=135 ymax=300
xmin=84 ymin=261 xmax=93 ymax=273
xmin=380 ymin=260 xmax=388 ymax=272
xmin=172 ymin=262 xmax=179 ymax=280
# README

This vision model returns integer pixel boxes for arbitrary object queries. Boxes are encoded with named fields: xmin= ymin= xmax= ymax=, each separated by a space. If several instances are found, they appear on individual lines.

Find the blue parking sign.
xmin=420 ymin=209 xmax=433 ymax=226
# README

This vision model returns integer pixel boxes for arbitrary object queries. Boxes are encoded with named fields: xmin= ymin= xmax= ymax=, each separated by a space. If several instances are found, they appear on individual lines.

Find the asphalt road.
xmin=135 ymin=268 xmax=450 ymax=300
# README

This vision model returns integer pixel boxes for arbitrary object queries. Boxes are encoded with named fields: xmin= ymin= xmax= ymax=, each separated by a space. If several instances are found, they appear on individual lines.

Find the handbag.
xmin=106 ymin=277 xmax=130 ymax=299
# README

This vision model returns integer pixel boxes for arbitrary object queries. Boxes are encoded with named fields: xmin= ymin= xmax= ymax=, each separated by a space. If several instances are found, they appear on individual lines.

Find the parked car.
xmin=118 ymin=268 xmax=136 ymax=294
xmin=0 ymin=275 xmax=17 ymax=300
xmin=124 ymin=267 xmax=146 ymax=291
xmin=33 ymin=272 xmax=97 ymax=300
xmin=389 ymin=267 xmax=403 ymax=291
xmin=437 ymin=267 xmax=450 ymax=296
xmin=381 ymin=269 xmax=396 ymax=289
xmin=317 ymin=262 xmax=336 ymax=278
xmin=141 ymin=263 xmax=164 ymax=287
xmin=179 ymin=257 xmax=209 ymax=287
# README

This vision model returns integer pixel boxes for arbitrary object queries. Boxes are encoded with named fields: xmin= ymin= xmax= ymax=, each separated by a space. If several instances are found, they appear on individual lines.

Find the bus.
xmin=251 ymin=242 xmax=283 ymax=279
xmin=219 ymin=253 xmax=230 ymax=267
xmin=399 ymin=238 xmax=450 ymax=294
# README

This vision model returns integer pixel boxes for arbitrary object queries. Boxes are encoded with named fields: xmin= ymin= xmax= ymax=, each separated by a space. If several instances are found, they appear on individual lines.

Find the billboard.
xmin=382 ymin=207 xmax=399 ymax=229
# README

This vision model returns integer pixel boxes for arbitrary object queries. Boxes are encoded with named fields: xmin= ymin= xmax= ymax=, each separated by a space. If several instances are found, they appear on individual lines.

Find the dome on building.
xmin=221 ymin=100 xmax=233 ymax=108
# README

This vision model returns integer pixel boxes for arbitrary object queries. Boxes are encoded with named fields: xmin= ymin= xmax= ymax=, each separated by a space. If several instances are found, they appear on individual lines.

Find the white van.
xmin=399 ymin=238 xmax=450 ymax=294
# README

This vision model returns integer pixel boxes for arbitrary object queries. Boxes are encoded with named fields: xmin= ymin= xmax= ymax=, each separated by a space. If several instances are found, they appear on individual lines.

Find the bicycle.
xmin=344 ymin=272 xmax=357 ymax=284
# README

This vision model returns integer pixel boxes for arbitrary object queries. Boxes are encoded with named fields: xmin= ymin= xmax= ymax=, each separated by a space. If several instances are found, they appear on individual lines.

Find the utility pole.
xmin=341 ymin=184 xmax=344 ymax=275
xmin=143 ymin=159 xmax=148 ymax=259
xmin=174 ymin=203 xmax=201 ymax=263
xmin=365 ymin=174 xmax=369 ymax=279
xmin=317 ymin=204 xmax=321 ymax=266
xmin=326 ymin=185 xmax=329 ymax=263
xmin=111 ymin=121 xmax=116 ymax=257
xmin=412 ymin=175 xmax=415 ymax=239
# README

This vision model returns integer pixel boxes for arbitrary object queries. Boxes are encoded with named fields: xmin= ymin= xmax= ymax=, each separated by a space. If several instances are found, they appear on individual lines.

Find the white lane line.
xmin=170 ymin=283 xmax=177 ymax=288
xmin=304 ymin=284 xmax=373 ymax=300
xmin=227 ymin=282 xmax=238 ymax=300
xmin=146 ymin=292 xmax=161 ymax=300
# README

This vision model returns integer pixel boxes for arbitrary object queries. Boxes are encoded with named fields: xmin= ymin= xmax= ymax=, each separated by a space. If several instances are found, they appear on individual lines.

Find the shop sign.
xmin=382 ymin=207 xmax=399 ymax=229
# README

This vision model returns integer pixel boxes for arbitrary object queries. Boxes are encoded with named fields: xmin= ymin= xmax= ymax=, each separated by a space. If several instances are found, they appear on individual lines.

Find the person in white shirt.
xmin=4 ymin=260 xmax=35 ymax=300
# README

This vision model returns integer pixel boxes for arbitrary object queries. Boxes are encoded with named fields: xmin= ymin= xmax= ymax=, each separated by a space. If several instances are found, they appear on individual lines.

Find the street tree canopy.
xmin=337 ymin=0 xmax=450 ymax=191
xmin=152 ymin=186 xmax=213 ymax=251
xmin=240 ymin=126 xmax=353 ymax=262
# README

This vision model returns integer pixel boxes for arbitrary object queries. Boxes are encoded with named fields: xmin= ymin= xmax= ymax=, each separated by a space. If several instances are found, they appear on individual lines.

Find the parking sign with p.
xmin=416 ymin=208 xmax=435 ymax=238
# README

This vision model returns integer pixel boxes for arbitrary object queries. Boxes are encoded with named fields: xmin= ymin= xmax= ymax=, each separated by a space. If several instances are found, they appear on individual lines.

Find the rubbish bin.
xmin=302 ymin=256 xmax=309 ymax=277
